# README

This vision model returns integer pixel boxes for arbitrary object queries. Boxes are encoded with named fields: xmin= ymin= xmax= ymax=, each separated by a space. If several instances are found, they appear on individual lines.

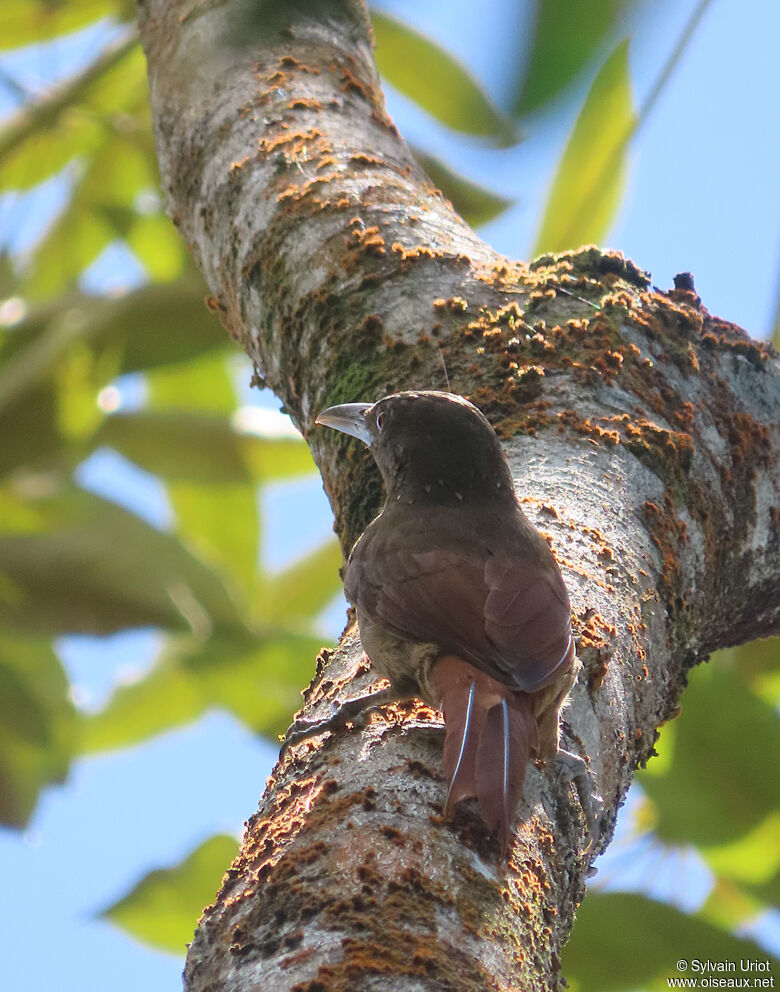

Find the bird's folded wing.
xmin=346 ymin=528 xmax=571 ymax=692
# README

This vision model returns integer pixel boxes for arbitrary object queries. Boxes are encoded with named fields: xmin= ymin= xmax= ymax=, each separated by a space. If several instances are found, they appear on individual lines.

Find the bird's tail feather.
xmin=433 ymin=656 xmax=537 ymax=851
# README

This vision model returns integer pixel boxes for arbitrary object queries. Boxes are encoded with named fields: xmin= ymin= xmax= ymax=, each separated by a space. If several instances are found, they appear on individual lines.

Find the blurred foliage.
xmin=564 ymin=892 xmax=779 ymax=991
xmin=512 ymin=0 xmax=635 ymax=115
xmin=100 ymin=834 xmax=240 ymax=953
xmin=0 ymin=0 xmax=775 ymax=987
xmin=535 ymin=39 xmax=635 ymax=254
xmin=371 ymin=10 xmax=519 ymax=146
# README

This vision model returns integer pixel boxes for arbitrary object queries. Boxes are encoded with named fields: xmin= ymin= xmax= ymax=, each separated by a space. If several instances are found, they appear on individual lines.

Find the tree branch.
xmin=135 ymin=1 xmax=780 ymax=988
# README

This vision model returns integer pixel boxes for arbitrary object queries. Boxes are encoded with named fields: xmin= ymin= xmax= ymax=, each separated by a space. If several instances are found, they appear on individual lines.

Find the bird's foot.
xmin=555 ymin=748 xmax=604 ymax=855
xmin=279 ymin=686 xmax=396 ymax=757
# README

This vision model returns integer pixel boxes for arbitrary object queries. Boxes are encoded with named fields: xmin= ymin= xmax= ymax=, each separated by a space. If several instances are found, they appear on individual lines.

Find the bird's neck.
xmin=384 ymin=464 xmax=517 ymax=508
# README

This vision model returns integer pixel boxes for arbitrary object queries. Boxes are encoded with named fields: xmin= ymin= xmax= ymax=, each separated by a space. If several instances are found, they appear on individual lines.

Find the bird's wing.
xmin=346 ymin=515 xmax=571 ymax=692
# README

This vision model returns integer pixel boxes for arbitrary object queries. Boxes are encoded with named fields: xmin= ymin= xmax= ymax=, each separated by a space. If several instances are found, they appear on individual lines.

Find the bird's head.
xmin=316 ymin=390 xmax=514 ymax=504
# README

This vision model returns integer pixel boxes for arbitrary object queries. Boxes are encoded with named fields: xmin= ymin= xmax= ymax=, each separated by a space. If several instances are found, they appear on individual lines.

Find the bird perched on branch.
xmin=291 ymin=389 xmax=600 ymax=852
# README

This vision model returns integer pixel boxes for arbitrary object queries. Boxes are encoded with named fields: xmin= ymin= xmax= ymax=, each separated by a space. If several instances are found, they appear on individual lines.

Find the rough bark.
xmin=134 ymin=1 xmax=780 ymax=989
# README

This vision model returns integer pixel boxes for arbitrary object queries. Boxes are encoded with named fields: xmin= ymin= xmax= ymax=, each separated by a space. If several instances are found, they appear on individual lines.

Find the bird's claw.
xmin=555 ymin=748 xmax=604 ymax=855
xmin=279 ymin=686 xmax=397 ymax=759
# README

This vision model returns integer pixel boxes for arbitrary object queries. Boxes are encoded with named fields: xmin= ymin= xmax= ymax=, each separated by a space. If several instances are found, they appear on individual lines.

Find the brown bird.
xmin=293 ymin=390 xmax=600 ymax=852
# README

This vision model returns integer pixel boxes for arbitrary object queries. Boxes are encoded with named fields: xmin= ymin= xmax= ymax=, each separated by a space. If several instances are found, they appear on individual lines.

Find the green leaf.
xmin=95 ymin=411 xmax=250 ymax=483
xmin=0 ymin=633 xmax=77 ymax=828
xmin=108 ymin=275 xmax=226 ymax=374
xmin=147 ymin=349 xmax=238 ymax=414
xmin=0 ymin=382 xmax=61 ymax=477
xmin=242 ymin=434 xmax=316 ymax=481
xmin=170 ymin=482 xmax=259 ymax=609
xmin=0 ymin=276 xmax=226 ymax=414
xmin=371 ymin=11 xmax=518 ymax=145
xmin=562 ymin=892 xmax=780 ymax=991
xmin=712 ymin=638 xmax=780 ymax=705
xmin=0 ymin=36 xmax=145 ymax=192
xmin=94 ymin=410 xmax=316 ymax=485
xmin=145 ymin=355 xmax=261 ymax=600
xmin=701 ymin=813 xmax=780 ymax=887
xmin=513 ymin=0 xmax=634 ymax=115
xmin=101 ymin=834 xmax=239 ymax=953
xmin=82 ymin=629 xmax=324 ymax=752
xmin=412 ymin=149 xmax=512 ymax=228
xmin=0 ymin=484 xmax=242 ymax=636
xmin=22 ymin=207 xmax=114 ymax=300
xmin=21 ymin=112 xmax=159 ymax=299
xmin=0 ymin=114 xmax=103 ymax=191
xmin=0 ymin=0 xmax=119 ymax=51
xmin=126 ymin=212 xmax=187 ymax=282
xmin=535 ymin=39 xmax=636 ymax=255
xmin=639 ymin=663 xmax=780 ymax=847
xmin=265 ymin=538 xmax=343 ymax=624
xmin=699 ymin=877 xmax=767 ymax=933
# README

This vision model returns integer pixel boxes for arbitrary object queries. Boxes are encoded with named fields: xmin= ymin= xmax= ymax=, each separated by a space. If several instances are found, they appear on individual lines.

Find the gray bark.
xmin=134 ymin=1 xmax=780 ymax=989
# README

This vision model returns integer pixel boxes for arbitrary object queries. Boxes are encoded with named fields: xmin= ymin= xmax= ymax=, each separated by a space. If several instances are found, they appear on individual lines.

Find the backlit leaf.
xmin=0 ymin=484 xmax=242 ymax=636
xmin=82 ymin=629 xmax=323 ymax=752
xmin=372 ymin=11 xmax=518 ymax=145
xmin=94 ymin=410 xmax=316 ymax=485
xmin=535 ymin=39 xmax=635 ymax=255
xmin=513 ymin=0 xmax=633 ymax=115
xmin=563 ymin=892 xmax=779 ymax=991
xmin=169 ymin=482 xmax=259 ymax=609
xmin=639 ymin=663 xmax=780 ymax=847
xmin=0 ymin=277 xmax=225 ymax=413
xmin=101 ymin=834 xmax=239 ymax=953
xmin=0 ymin=633 xmax=77 ymax=828
xmin=0 ymin=0 xmax=119 ymax=51
xmin=265 ymin=538 xmax=342 ymax=624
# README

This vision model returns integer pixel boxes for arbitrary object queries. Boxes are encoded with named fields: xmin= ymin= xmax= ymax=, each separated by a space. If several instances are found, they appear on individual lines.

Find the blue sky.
xmin=1 ymin=1 xmax=778 ymax=989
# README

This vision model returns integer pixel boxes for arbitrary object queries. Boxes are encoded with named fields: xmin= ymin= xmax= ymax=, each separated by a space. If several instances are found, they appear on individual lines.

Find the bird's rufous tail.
xmin=431 ymin=656 xmax=538 ymax=852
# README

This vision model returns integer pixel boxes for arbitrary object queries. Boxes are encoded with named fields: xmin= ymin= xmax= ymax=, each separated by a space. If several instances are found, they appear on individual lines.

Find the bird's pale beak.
xmin=315 ymin=402 xmax=374 ymax=445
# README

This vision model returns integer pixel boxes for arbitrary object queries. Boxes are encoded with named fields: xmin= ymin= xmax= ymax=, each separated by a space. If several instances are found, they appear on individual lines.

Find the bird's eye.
xmin=376 ymin=411 xmax=385 ymax=431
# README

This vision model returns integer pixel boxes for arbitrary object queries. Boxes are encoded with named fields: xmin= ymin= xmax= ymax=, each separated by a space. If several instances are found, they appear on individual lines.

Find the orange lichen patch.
xmin=624 ymin=419 xmax=694 ymax=476
xmin=576 ymin=611 xmax=617 ymax=690
xmin=259 ymin=128 xmax=332 ymax=167
xmin=433 ymin=296 xmax=468 ymax=313
xmin=358 ymin=313 xmax=384 ymax=335
xmin=392 ymin=245 xmax=441 ymax=266
xmin=204 ymin=294 xmax=227 ymax=314
xmin=227 ymin=156 xmax=250 ymax=181
xmin=277 ymin=175 xmax=332 ymax=205
xmin=279 ymin=55 xmax=321 ymax=75
xmin=331 ymin=60 xmax=375 ymax=104
xmin=346 ymin=223 xmax=386 ymax=258
xmin=280 ymin=947 xmax=317 ymax=971
xmin=253 ymin=846 xmax=496 ymax=991
xmin=701 ymin=319 xmax=774 ymax=366
xmin=370 ymin=105 xmax=401 ymax=136
xmin=555 ymin=410 xmax=620 ymax=446
xmin=350 ymin=152 xmax=383 ymax=168
xmin=285 ymin=97 xmax=323 ymax=113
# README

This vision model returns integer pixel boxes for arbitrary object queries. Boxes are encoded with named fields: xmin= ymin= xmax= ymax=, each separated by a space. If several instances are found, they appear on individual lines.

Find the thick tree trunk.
xmin=135 ymin=1 xmax=780 ymax=989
